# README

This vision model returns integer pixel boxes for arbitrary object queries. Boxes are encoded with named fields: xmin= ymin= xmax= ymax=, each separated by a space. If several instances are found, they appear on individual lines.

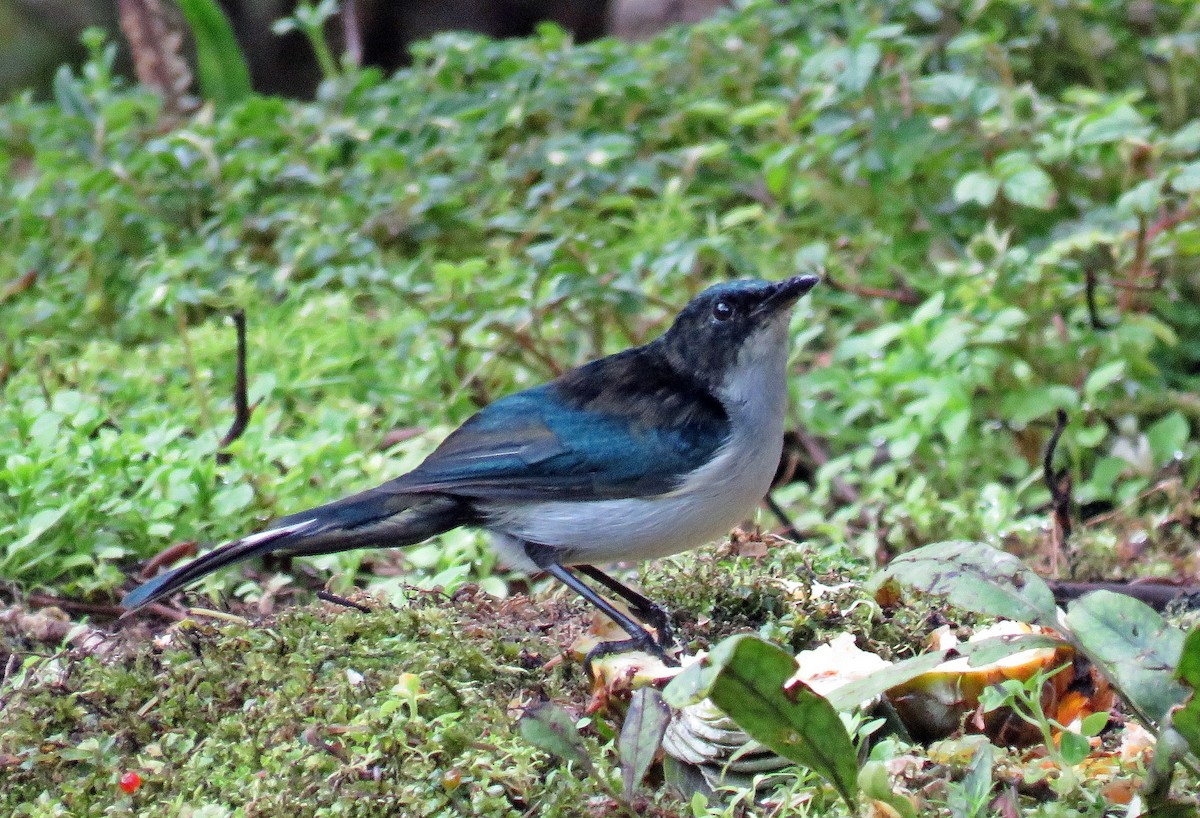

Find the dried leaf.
xmin=0 ymin=270 xmax=36 ymax=303
xmin=824 ymin=633 xmax=1064 ymax=713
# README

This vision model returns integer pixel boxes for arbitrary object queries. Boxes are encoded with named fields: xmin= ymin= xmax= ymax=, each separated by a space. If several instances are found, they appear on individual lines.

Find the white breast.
xmin=484 ymin=318 xmax=791 ymax=572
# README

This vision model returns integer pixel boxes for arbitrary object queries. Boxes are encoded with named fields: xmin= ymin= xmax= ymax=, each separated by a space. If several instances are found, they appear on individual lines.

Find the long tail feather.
xmin=122 ymin=489 xmax=474 ymax=610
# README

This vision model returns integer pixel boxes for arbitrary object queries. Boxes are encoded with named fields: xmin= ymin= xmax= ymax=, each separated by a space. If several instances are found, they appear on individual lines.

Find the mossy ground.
xmin=0 ymin=544 xmax=872 ymax=818
xmin=2 ymin=587 xmax=596 ymax=817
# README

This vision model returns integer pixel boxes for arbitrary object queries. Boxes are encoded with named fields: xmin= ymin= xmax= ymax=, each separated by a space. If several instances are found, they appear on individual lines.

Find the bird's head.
xmin=659 ymin=275 xmax=819 ymax=400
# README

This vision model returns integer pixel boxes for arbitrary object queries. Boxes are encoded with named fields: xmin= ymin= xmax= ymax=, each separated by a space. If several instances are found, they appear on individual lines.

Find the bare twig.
xmin=139 ymin=540 xmax=199 ymax=580
xmin=823 ymin=270 xmax=920 ymax=306
xmin=1043 ymin=409 xmax=1073 ymax=576
xmin=316 ymin=590 xmax=371 ymax=613
xmin=794 ymin=428 xmax=860 ymax=505
xmin=176 ymin=307 xmax=214 ymax=431
xmin=217 ymin=309 xmax=252 ymax=463
xmin=26 ymin=593 xmax=128 ymax=619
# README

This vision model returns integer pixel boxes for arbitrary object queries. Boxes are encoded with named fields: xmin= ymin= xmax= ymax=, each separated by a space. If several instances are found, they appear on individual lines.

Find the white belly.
xmin=483 ymin=424 xmax=783 ymax=571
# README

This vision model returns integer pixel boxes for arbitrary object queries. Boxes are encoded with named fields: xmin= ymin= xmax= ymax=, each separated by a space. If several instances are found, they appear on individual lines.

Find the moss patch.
xmin=0 ymin=591 xmax=622 ymax=817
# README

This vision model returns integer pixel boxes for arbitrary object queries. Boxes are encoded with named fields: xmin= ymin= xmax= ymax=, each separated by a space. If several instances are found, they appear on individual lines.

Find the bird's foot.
xmin=583 ymin=634 xmax=680 ymax=677
xmin=635 ymin=601 xmax=676 ymax=650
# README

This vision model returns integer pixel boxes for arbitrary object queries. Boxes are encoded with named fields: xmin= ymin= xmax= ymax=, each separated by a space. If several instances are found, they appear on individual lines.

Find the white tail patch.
xmin=241 ymin=518 xmax=318 ymax=547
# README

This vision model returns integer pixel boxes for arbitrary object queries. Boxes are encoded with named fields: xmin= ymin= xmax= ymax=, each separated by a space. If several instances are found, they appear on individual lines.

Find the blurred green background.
xmin=0 ymin=0 xmax=618 ymax=100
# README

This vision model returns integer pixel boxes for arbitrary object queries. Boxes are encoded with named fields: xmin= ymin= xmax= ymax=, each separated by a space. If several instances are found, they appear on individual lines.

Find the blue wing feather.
xmin=391 ymin=380 xmax=730 ymax=501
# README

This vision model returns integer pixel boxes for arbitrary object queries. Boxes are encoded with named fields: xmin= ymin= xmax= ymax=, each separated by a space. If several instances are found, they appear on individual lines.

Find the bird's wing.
xmin=387 ymin=386 xmax=731 ymax=501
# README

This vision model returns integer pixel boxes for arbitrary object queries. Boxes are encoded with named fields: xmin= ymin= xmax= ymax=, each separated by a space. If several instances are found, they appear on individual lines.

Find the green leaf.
xmin=953 ymin=171 xmax=1000 ymax=206
xmin=1116 ymin=179 xmax=1163 ymax=217
xmin=1170 ymin=627 xmax=1200 ymax=757
xmin=212 ymin=482 xmax=254 ymax=516
xmin=663 ymin=635 xmax=859 ymax=806
xmin=730 ymin=101 xmax=786 ymax=127
xmin=858 ymin=760 xmax=917 ymax=818
xmin=1146 ymin=412 xmax=1189 ymax=465
xmin=960 ymin=741 xmax=994 ymax=807
xmin=1000 ymin=385 xmax=1079 ymax=427
xmin=1065 ymin=591 xmax=1186 ymax=725
xmin=177 ymin=0 xmax=252 ymax=105
xmin=518 ymin=701 xmax=594 ymax=774
xmin=914 ymin=73 xmax=977 ymax=105
xmin=1079 ymin=711 xmax=1109 ymax=737
xmin=9 ymin=506 xmax=71 ymax=554
xmin=1084 ymin=359 xmax=1125 ymax=398
xmin=874 ymin=541 xmax=1058 ymax=626
xmin=1058 ymin=730 xmax=1090 ymax=765
xmin=1171 ymin=161 xmax=1200 ymax=194
xmin=619 ymin=687 xmax=670 ymax=801
xmin=1076 ymin=105 xmax=1147 ymax=146
xmin=1001 ymin=166 xmax=1055 ymax=210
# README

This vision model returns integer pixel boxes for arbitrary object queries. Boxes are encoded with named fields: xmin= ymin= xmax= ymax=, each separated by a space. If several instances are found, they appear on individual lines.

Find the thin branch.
xmin=176 ymin=307 xmax=213 ymax=431
xmin=217 ymin=309 xmax=252 ymax=462
xmin=1048 ymin=580 xmax=1194 ymax=611
xmin=823 ymin=270 xmax=920 ymax=306
xmin=794 ymin=428 xmax=860 ymax=505
xmin=26 ymin=593 xmax=130 ymax=618
xmin=316 ymin=590 xmax=371 ymax=613
xmin=139 ymin=540 xmax=199 ymax=580
xmin=1084 ymin=267 xmax=1112 ymax=330
xmin=1043 ymin=409 xmax=1073 ymax=576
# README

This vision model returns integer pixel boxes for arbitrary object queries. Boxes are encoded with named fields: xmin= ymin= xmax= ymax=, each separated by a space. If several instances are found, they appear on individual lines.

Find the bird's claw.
xmin=583 ymin=634 xmax=680 ymax=678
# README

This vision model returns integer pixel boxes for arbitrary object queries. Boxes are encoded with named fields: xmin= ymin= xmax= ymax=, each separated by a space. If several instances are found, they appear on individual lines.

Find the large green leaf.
xmin=518 ymin=701 xmax=594 ymax=774
xmin=1170 ymin=626 xmax=1200 ymax=757
xmin=1066 ymin=590 xmax=1187 ymax=725
xmin=663 ymin=634 xmax=859 ymax=807
xmin=874 ymin=541 xmax=1058 ymax=626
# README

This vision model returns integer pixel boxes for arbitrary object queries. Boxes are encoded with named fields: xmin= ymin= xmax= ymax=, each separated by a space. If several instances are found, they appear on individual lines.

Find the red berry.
xmin=118 ymin=771 xmax=142 ymax=794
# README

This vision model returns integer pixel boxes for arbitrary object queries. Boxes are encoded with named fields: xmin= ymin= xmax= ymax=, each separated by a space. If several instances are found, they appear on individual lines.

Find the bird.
xmin=123 ymin=275 xmax=820 ymax=666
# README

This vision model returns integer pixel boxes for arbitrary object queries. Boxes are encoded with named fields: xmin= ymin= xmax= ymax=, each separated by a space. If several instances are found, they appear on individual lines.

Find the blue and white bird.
xmin=124 ymin=275 xmax=819 ymax=665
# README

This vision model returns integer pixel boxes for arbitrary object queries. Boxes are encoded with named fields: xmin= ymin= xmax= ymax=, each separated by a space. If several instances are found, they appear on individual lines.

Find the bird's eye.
xmin=712 ymin=300 xmax=734 ymax=321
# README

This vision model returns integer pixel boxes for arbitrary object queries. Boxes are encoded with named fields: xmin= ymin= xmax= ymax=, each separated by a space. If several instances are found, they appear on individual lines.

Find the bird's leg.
xmin=523 ymin=543 xmax=679 ymax=672
xmin=575 ymin=564 xmax=675 ymax=649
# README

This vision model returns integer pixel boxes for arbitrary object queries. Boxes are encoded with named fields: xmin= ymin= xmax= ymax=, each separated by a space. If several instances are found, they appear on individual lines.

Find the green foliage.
xmin=1 ymin=2 xmax=1198 ymax=602
xmin=272 ymin=0 xmax=343 ymax=80
xmin=978 ymin=666 xmax=1106 ymax=793
xmin=883 ymin=540 xmax=1191 ymax=730
xmin=176 ymin=0 xmax=252 ymax=104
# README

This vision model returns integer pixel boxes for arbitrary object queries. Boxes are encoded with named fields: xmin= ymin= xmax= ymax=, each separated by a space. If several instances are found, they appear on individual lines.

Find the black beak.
xmin=755 ymin=274 xmax=820 ymax=317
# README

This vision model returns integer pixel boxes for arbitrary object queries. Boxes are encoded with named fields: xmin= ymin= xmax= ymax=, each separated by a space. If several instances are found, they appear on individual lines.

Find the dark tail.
xmin=122 ymin=488 xmax=475 ymax=610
